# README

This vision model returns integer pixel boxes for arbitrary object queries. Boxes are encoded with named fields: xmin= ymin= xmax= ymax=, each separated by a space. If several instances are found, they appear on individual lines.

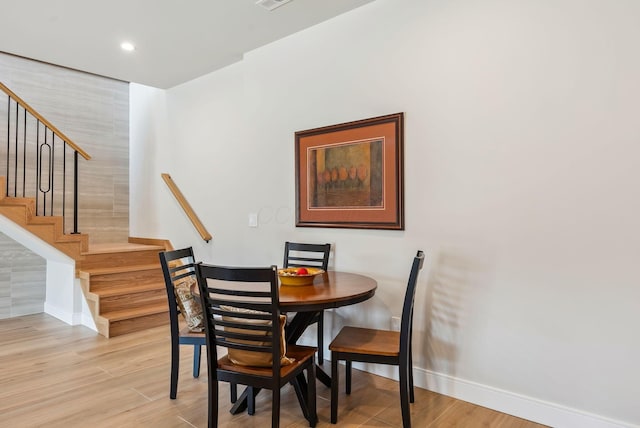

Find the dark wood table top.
xmin=278 ymin=271 xmax=377 ymax=312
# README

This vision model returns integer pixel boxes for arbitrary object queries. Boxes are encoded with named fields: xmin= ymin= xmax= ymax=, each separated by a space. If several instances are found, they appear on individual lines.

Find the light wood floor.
xmin=0 ymin=314 xmax=546 ymax=428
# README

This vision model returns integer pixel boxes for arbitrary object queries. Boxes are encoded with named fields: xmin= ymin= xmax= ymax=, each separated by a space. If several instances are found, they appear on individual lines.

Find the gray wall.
xmin=1 ymin=52 xmax=129 ymax=320
xmin=1 ymin=52 xmax=129 ymax=244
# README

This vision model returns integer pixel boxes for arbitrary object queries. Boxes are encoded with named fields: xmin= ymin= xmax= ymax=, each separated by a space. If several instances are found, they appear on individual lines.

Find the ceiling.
xmin=0 ymin=0 xmax=375 ymax=89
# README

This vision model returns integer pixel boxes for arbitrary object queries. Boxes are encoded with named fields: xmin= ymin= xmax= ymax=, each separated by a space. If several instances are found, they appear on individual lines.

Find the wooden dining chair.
xmin=159 ymin=247 xmax=207 ymax=399
xmin=329 ymin=250 xmax=425 ymax=427
xmin=284 ymin=241 xmax=331 ymax=361
xmin=196 ymin=263 xmax=318 ymax=428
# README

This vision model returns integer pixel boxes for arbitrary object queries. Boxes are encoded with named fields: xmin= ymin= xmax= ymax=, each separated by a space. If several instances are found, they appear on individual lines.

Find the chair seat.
xmin=329 ymin=326 xmax=400 ymax=357
xmin=179 ymin=326 xmax=205 ymax=338
xmin=218 ymin=344 xmax=317 ymax=379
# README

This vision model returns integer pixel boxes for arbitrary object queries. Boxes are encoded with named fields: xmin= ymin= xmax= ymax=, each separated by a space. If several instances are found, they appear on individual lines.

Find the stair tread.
xmin=83 ymin=242 xmax=165 ymax=255
xmin=93 ymin=282 xmax=165 ymax=298
xmin=79 ymin=263 xmax=162 ymax=276
xmin=0 ymin=196 xmax=34 ymax=205
xmin=26 ymin=216 xmax=61 ymax=224
xmin=101 ymin=303 xmax=168 ymax=321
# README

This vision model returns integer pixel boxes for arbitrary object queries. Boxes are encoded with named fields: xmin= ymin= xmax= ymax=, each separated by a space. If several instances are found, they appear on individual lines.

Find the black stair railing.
xmin=0 ymin=82 xmax=91 ymax=234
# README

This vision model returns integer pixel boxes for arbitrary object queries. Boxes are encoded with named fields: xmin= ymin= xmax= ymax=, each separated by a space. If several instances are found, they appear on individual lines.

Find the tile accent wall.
xmin=0 ymin=232 xmax=46 ymax=319
xmin=0 ymin=52 xmax=130 ymax=244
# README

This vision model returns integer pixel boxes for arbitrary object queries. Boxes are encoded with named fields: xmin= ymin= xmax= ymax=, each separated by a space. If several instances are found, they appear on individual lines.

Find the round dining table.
xmin=279 ymin=270 xmax=377 ymax=311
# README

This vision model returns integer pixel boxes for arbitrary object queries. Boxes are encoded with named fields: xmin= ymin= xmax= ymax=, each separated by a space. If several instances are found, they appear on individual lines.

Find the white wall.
xmin=130 ymin=1 xmax=640 ymax=426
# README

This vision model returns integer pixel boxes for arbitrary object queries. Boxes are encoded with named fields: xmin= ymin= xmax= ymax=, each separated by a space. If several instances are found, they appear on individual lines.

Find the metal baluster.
xmin=51 ymin=133 xmax=55 ymax=216
xmin=5 ymin=96 xmax=9 ymax=194
xmin=35 ymin=120 xmax=40 ymax=215
xmin=22 ymin=107 xmax=26 ymax=197
xmin=14 ymin=101 xmax=18 ymax=196
xmin=73 ymin=151 xmax=79 ymax=234
xmin=63 ymin=142 xmax=67 ymax=231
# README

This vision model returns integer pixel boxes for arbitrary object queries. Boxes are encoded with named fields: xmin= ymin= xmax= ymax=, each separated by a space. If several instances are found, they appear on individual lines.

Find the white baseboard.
xmin=43 ymin=302 xmax=76 ymax=325
xmin=351 ymin=362 xmax=634 ymax=428
xmin=43 ymin=302 xmax=97 ymax=333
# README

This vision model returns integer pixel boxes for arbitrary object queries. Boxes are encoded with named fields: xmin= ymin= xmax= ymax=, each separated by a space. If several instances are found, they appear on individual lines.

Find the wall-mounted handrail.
xmin=0 ymin=82 xmax=90 ymax=160
xmin=161 ymin=173 xmax=212 ymax=242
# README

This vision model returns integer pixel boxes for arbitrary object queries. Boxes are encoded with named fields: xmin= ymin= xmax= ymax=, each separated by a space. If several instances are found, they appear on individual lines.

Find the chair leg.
xmin=307 ymin=361 xmax=317 ymax=427
xmin=208 ymin=377 xmax=219 ymax=428
xmin=409 ymin=342 xmax=415 ymax=403
xmin=170 ymin=341 xmax=179 ymax=399
xmin=248 ymin=387 xmax=255 ymax=415
xmin=292 ymin=374 xmax=310 ymax=420
xmin=317 ymin=311 xmax=324 ymax=362
xmin=409 ymin=355 xmax=415 ymax=403
xmin=345 ymin=360 xmax=352 ymax=395
xmin=272 ymin=387 xmax=281 ymax=428
xmin=193 ymin=344 xmax=202 ymax=378
xmin=230 ymin=383 xmax=237 ymax=403
xmin=399 ymin=365 xmax=411 ymax=428
xmin=331 ymin=352 xmax=339 ymax=424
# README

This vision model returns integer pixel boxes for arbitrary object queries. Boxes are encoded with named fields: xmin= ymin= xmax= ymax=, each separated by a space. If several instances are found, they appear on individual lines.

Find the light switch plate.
xmin=248 ymin=213 xmax=258 ymax=227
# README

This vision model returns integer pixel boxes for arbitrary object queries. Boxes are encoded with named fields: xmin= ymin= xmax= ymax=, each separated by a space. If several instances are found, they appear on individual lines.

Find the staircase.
xmin=1 ymin=176 xmax=172 ymax=337
xmin=1 ymin=82 xmax=172 ymax=338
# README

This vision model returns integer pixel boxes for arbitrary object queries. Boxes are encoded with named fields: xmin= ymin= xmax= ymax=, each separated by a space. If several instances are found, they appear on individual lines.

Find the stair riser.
xmin=100 ymin=289 xmax=168 ymax=313
xmin=0 ymin=198 xmax=36 ymax=216
xmin=0 ymin=205 xmax=29 ymax=225
xmin=24 ymin=224 xmax=64 ymax=243
xmin=80 ymin=250 xmax=163 ymax=270
xmin=108 ymin=312 xmax=169 ymax=337
xmin=89 ymin=270 xmax=165 ymax=292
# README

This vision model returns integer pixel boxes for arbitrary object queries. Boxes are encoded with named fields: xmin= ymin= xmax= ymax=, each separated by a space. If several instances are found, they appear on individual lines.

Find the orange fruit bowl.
xmin=277 ymin=267 xmax=325 ymax=286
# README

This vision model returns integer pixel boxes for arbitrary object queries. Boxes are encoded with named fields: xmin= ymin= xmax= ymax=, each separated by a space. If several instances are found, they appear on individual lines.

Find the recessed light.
xmin=120 ymin=42 xmax=135 ymax=52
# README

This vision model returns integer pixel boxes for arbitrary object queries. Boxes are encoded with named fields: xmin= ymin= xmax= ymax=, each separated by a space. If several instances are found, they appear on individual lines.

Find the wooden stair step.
xmin=94 ymin=282 xmax=165 ymax=298
xmin=79 ymin=264 xmax=165 ymax=292
xmin=101 ymin=304 xmax=169 ymax=337
xmin=107 ymin=312 xmax=169 ymax=338
xmin=0 ymin=196 xmax=36 ymax=207
xmin=79 ymin=263 xmax=162 ymax=276
xmin=99 ymin=289 xmax=167 ymax=314
xmin=83 ymin=243 xmax=165 ymax=255
xmin=79 ymin=245 xmax=166 ymax=270
xmin=101 ymin=303 xmax=168 ymax=322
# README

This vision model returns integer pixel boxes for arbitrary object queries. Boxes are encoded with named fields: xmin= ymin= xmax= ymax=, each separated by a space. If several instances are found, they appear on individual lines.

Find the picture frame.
xmin=295 ymin=112 xmax=404 ymax=230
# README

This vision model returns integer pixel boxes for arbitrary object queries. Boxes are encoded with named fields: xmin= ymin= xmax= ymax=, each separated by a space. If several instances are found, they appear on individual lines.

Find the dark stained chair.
xmin=283 ymin=242 xmax=331 ymax=361
xmin=329 ymin=250 xmax=425 ymax=427
xmin=196 ymin=263 xmax=318 ymax=428
xmin=159 ymin=247 xmax=206 ymax=399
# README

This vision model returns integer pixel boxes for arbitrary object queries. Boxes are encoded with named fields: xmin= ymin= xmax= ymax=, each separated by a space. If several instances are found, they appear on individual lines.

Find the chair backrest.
xmin=284 ymin=242 xmax=331 ymax=270
xmin=159 ymin=247 xmax=198 ymax=336
xmin=399 ymin=250 xmax=426 ymax=359
xmin=195 ymin=264 xmax=282 ymax=376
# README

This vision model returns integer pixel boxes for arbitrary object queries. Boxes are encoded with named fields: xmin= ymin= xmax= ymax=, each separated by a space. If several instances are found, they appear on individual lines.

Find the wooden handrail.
xmin=161 ymin=173 xmax=212 ymax=242
xmin=0 ymin=81 xmax=91 ymax=160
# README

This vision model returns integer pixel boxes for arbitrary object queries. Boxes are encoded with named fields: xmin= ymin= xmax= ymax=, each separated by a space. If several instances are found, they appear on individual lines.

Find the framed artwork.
xmin=295 ymin=112 xmax=404 ymax=230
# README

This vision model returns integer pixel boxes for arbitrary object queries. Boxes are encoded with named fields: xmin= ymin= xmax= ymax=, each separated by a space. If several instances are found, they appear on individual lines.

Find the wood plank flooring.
xmin=0 ymin=314 xmax=547 ymax=428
